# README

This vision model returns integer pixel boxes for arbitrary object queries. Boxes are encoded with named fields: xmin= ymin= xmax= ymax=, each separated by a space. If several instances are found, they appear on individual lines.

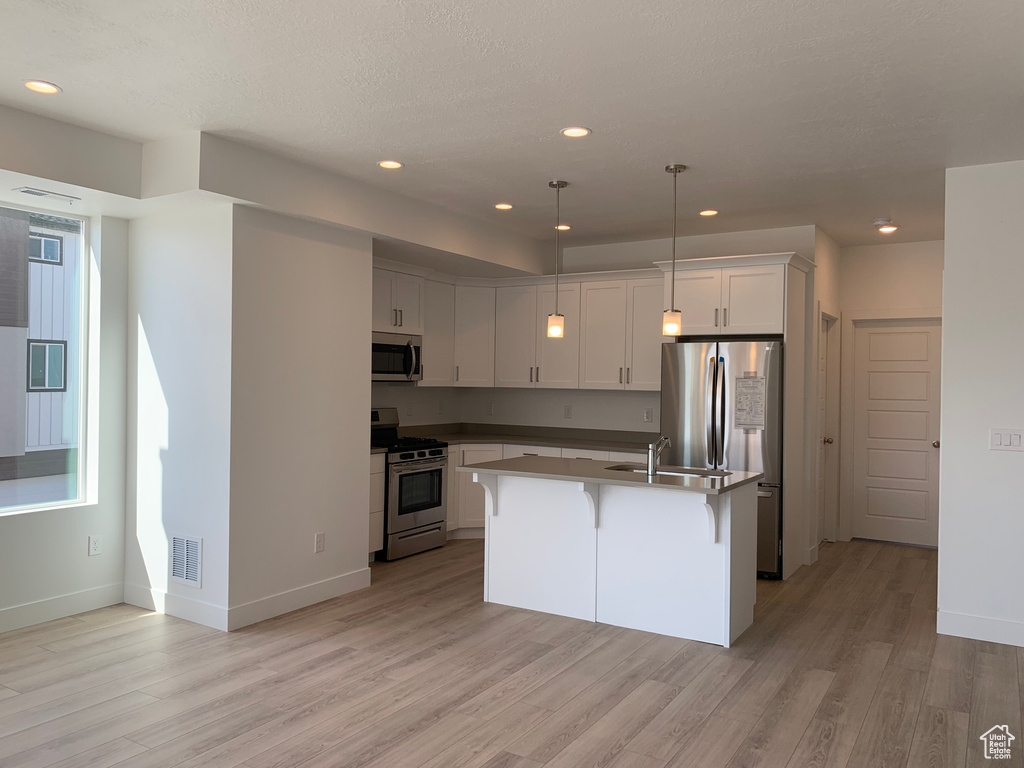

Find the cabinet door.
xmin=579 ymin=281 xmax=627 ymax=390
xmin=667 ymin=269 xmax=722 ymax=335
xmin=495 ymin=285 xmax=537 ymax=388
xmin=536 ymin=283 xmax=580 ymax=389
xmin=371 ymin=269 xmax=397 ymax=332
xmin=420 ymin=280 xmax=455 ymax=387
xmin=502 ymin=444 xmax=562 ymax=459
xmin=625 ymin=278 xmax=666 ymax=391
xmin=720 ymin=265 xmax=785 ymax=334
xmin=394 ymin=273 xmax=424 ymax=334
xmin=458 ymin=444 xmax=503 ymax=528
xmin=454 ymin=286 xmax=495 ymax=387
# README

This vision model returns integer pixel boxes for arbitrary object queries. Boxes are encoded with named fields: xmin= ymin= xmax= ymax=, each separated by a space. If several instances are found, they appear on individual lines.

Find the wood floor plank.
xmin=814 ymin=639 xmax=893 ymax=725
xmin=966 ymin=651 xmax=1023 ymax=767
xmin=924 ymin=635 xmax=977 ymax=713
xmin=783 ymin=717 xmax=858 ymax=768
xmin=665 ymin=713 xmax=753 ymax=768
xmin=420 ymin=702 xmax=550 ymax=768
xmin=845 ymin=665 xmax=927 ymax=768
xmin=724 ymin=667 xmax=835 ymax=768
xmin=906 ymin=706 xmax=969 ymax=768
xmin=891 ymin=607 xmax=939 ymax=673
xmin=649 ymin=640 xmax=720 ymax=689
xmin=860 ymin=590 xmax=914 ymax=645
xmin=476 ymin=752 xmax=543 ymax=768
xmin=46 ymin=738 xmax=148 ymax=768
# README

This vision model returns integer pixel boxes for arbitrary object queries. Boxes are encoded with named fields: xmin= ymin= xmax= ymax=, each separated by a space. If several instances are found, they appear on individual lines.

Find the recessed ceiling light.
xmin=24 ymin=80 xmax=61 ymax=94
xmin=555 ymin=224 xmax=571 ymax=231
xmin=699 ymin=209 xmax=719 ymax=217
xmin=874 ymin=217 xmax=898 ymax=234
xmin=494 ymin=203 xmax=514 ymax=210
xmin=560 ymin=127 xmax=591 ymax=138
xmin=377 ymin=160 xmax=403 ymax=169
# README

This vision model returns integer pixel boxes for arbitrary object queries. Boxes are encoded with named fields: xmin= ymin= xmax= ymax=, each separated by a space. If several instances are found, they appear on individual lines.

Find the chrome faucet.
xmin=647 ymin=436 xmax=671 ymax=477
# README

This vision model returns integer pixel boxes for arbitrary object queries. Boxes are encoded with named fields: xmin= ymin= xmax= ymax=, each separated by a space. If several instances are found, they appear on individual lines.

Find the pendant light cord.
xmin=670 ymin=169 xmax=677 ymax=311
xmin=555 ymin=184 xmax=560 ymax=315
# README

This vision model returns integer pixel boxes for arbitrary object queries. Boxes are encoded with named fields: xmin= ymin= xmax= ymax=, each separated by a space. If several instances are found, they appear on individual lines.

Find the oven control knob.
xmin=417 ymin=451 xmax=426 ymax=458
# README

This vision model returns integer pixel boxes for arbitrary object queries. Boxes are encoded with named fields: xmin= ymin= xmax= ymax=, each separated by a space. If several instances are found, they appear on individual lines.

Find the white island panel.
xmin=485 ymin=475 xmax=597 ymax=621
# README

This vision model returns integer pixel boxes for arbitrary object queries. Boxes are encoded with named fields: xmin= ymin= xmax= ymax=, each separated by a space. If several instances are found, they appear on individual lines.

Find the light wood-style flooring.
xmin=0 ymin=540 xmax=1020 ymax=768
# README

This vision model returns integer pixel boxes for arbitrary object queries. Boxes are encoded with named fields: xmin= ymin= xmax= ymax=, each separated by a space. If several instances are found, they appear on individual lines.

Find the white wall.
xmin=562 ymin=226 xmax=817 ymax=273
xmin=839 ymin=240 xmax=944 ymax=312
xmin=0 ymin=216 xmax=128 ymax=632
xmin=814 ymin=229 xmax=841 ymax=318
xmin=125 ymin=204 xmax=234 ymax=629
xmin=0 ymin=327 xmax=27 ymax=459
xmin=938 ymin=161 xmax=1024 ymax=647
xmin=227 ymin=206 xmax=372 ymax=629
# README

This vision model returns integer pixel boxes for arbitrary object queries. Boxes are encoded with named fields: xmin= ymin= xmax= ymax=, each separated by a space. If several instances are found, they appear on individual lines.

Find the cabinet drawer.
xmin=561 ymin=448 xmax=610 ymax=461
xmin=608 ymin=451 xmax=645 ymax=463
xmin=503 ymin=444 xmax=562 ymax=459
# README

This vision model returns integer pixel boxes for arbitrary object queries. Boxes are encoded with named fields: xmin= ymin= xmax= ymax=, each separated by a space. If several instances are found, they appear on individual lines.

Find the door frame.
xmin=838 ymin=307 xmax=942 ymax=542
xmin=818 ymin=312 xmax=840 ymax=542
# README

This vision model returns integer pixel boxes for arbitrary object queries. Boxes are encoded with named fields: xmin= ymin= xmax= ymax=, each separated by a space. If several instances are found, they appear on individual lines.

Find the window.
xmin=29 ymin=233 xmax=63 ymax=265
xmin=27 ymin=340 xmax=67 ymax=392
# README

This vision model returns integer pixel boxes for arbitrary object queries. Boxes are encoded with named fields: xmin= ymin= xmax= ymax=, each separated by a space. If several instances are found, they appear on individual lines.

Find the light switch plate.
xmin=563 ymin=405 xmax=573 ymax=419
xmin=314 ymin=532 xmax=325 ymax=553
xmin=990 ymin=429 xmax=1024 ymax=452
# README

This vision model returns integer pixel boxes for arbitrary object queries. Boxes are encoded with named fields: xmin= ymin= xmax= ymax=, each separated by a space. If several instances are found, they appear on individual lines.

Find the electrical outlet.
xmin=485 ymin=402 xmax=494 ymax=417
xmin=88 ymin=535 xmax=101 ymax=556
xmin=404 ymin=405 xmax=413 ymax=416
xmin=563 ymin=405 xmax=573 ymax=419
xmin=642 ymin=408 xmax=654 ymax=423
xmin=314 ymin=532 xmax=325 ymax=553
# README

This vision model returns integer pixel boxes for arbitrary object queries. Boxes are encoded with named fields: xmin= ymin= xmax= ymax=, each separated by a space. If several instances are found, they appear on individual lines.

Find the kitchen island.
xmin=459 ymin=456 xmax=763 ymax=647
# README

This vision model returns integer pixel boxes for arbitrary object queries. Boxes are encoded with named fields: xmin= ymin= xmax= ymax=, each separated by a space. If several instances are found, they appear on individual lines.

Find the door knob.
xmin=932 ymin=440 xmax=940 ymax=448
xmin=823 ymin=437 xmax=834 ymax=444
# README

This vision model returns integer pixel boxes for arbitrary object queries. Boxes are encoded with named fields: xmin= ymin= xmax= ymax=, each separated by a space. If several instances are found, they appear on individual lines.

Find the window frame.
xmin=26 ymin=339 xmax=68 ymax=393
xmin=28 ymin=232 xmax=64 ymax=265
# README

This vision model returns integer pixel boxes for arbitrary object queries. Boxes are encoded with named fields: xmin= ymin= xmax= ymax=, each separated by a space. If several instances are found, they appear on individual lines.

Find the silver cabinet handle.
xmin=398 ymin=309 xmax=403 ymax=327
xmin=714 ymin=308 xmax=719 ymax=327
xmin=723 ymin=308 xmax=728 ymax=327
xmin=627 ymin=368 xmax=631 ymax=384
xmin=619 ymin=367 xmax=623 ymax=384
xmin=529 ymin=367 xmax=533 ymax=383
xmin=536 ymin=366 xmax=540 ymax=382
xmin=455 ymin=365 xmax=460 ymax=382
xmin=393 ymin=308 xmax=398 ymax=326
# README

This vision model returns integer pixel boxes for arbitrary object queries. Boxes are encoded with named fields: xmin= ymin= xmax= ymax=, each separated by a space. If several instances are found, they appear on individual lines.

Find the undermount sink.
xmin=605 ymin=463 xmax=732 ymax=478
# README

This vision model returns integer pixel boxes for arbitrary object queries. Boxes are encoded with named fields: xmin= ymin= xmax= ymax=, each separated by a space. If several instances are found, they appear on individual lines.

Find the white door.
xmin=458 ymin=444 xmax=503 ymax=528
xmin=420 ymin=280 xmax=454 ymax=387
xmin=495 ymin=285 xmax=537 ymax=388
xmin=720 ymin=265 xmax=785 ymax=334
xmin=851 ymin=320 xmax=941 ymax=546
xmin=371 ymin=268 xmax=396 ymax=332
xmin=667 ymin=269 xmax=722 ymax=335
xmin=453 ymin=286 xmax=495 ymax=387
xmin=579 ymin=281 xmax=627 ymax=390
xmin=625 ymin=278 xmax=666 ymax=391
xmin=394 ymin=273 xmax=424 ymax=334
xmin=536 ymin=283 xmax=580 ymax=389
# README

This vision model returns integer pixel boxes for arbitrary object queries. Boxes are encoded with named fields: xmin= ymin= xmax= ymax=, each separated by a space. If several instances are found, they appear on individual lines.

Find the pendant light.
xmin=547 ymin=180 xmax=568 ymax=339
xmin=663 ymin=164 xmax=687 ymax=336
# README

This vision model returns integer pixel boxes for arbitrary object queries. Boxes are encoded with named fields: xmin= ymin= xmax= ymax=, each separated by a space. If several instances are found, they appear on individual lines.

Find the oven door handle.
xmin=391 ymin=460 xmax=448 ymax=473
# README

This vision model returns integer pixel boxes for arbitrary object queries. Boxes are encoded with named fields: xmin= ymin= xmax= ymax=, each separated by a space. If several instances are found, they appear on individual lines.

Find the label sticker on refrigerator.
xmin=734 ymin=376 xmax=766 ymax=429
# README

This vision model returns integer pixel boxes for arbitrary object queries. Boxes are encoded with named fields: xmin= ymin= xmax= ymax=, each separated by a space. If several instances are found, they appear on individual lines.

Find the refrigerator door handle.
xmin=717 ymin=355 xmax=727 ymax=466
xmin=707 ymin=355 xmax=717 ymax=468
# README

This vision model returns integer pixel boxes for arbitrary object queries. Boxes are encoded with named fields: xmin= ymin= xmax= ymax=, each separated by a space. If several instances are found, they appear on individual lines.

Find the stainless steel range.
xmin=370 ymin=408 xmax=448 ymax=560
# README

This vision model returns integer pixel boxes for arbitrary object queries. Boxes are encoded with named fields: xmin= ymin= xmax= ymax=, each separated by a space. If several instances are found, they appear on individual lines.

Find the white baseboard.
xmin=449 ymin=527 xmax=484 ymax=540
xmin=806 ymin=544 xmax=819 ymax=565
xmin=226 ymin=567 xmax=371 ymax=631
xmin=0 ymin=582 xmax=124 ymax=634
xmin=124 ymin=582 xmax=229 ymax=631
xmin=937 ymin=610 xmax=1024 ymax=648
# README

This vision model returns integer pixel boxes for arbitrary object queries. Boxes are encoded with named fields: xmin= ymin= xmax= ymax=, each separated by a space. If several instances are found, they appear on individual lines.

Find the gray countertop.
xmin=458 ymin=456 xmax=763 ymax=495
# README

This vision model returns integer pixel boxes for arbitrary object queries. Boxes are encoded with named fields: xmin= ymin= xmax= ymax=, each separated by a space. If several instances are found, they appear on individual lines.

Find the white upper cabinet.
xmin=666 ymin=269 xmax=722 ymax=335
xmin=579 ymin=278 xmax=662 ymax=391
xmin=371 ymin=268 xmax=424 ymax=334
xmin=536 ymin=283 xmax=580 ymax=389
xmin=720 ymin=265 xmax=785 ymax=334
xmin=665 ymin=264 xmax=784 ymax=336
xmin=625 ymin=278 xmax=666 ymax=390
xmin=454 ymin=285 xmax=496 ymax=387
xmin=579 ymin=282 xmax=628 ymax=390
xmin=495 ymin=285 xmax=538 ymax=388
xmin=420 ymin=280 xmax=455 ymax=387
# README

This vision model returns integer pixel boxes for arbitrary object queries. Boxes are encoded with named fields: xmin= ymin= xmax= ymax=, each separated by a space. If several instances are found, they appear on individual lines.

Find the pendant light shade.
xmin=548 ymin=180 xmax=568 ymax=339
xmin=663 ymin=164 xmax=687 ymax=336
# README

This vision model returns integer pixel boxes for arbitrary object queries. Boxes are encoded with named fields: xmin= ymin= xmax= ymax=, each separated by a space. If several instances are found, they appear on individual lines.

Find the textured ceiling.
xmin=2 ymin=0 xmax=1022 ymax=247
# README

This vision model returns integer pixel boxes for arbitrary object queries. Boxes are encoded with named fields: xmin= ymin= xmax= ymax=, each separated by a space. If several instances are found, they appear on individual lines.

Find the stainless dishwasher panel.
xmin=756 ymin=485 xmax=782 ymax=579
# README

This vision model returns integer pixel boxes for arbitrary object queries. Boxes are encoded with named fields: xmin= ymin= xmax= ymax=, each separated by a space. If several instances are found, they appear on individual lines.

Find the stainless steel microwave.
xmin=372 ymin=332 xmax=422 ymax=382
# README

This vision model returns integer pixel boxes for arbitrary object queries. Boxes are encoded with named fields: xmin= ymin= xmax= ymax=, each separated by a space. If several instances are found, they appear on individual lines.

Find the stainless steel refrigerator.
xmin=661 ymin=338 xmax=784 ymax=578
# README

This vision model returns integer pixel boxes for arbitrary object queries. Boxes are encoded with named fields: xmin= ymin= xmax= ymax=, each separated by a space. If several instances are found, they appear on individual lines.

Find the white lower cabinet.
xmin=502 ymin=444 xmax=562 ymax=459
xmin=446 ymin=444 xmax=460 ymax=533
xmin=457 ymin=444 xmax=503 ymax=528
xmin=561 ymin=448 xmax=610 ymax=460
xmin=608 ymin=450 xmax=645 ymax=463
xmin=369 ymin=453 xmax=385 ymax=553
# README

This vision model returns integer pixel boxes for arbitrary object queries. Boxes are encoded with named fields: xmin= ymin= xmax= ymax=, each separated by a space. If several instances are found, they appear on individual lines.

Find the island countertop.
xmin=458 ymin=456 xmax=763 ymax=495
